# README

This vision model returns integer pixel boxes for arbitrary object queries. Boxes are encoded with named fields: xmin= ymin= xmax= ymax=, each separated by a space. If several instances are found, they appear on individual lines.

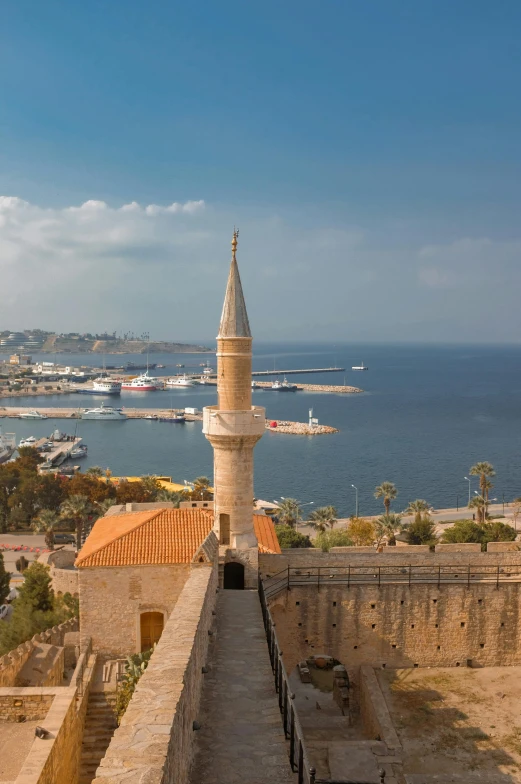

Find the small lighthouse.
xmin=202 ymin=231 xmax=265 ymax=587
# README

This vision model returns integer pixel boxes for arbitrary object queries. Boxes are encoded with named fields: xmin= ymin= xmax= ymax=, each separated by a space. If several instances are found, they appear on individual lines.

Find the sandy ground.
xmin=377 ymin=666 xmax=521 ymax=781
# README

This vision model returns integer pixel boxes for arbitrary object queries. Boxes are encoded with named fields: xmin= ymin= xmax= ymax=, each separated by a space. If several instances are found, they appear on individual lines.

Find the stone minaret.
xmin=203 ymin=230 xmax=265 ymax=587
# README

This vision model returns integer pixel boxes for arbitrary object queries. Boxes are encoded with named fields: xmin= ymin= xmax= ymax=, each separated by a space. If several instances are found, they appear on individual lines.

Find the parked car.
xmin=54 ymin=533 xmax=76 ymax=544
xmin=0 ymin=605 xmax=12 ymax=621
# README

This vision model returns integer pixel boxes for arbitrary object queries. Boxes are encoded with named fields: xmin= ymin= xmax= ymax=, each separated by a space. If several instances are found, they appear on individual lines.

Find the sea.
xmin=1 ymin=342 xmax=521 ymax=518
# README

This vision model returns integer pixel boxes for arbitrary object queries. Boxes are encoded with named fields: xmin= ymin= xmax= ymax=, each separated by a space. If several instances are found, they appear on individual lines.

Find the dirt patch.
xmin=0 ymin=720 xmax=40 ymax=780
xmin=377 ymin=666 xmax=521 ymax=780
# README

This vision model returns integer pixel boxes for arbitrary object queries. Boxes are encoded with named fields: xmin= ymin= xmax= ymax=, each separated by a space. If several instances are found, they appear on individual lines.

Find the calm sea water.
xmin=2 ymin=343 xmax=521 ymax=517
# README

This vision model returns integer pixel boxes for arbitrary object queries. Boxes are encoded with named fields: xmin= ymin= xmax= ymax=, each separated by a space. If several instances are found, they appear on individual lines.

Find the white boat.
xmin=203 ymin=366 xmax=214 ymax=375
xmin=18 ymin=436 xmax=37 ymax=447
xmin=20 ymin=410 xmax=47 ymax=420
xmin=81 ymin=404 xmax=127 ymax=421
xmin=0 ymin=430 xmax=16 ymax=463
xmin=70 ymin=444 xmax=88 ymax=458
xmin=166 ymin=374 xmax=195 ymax=388
xmin=121 ymin=371 xmax=160 ymax=392
xmin=352 ymin=363 xmax=368 ymax=371
xmin=251 ymin=380 xmax=258 ymax=388
xmin=89 ymin=378 xmax=122 ymax=395
xmin=271 ymin=377 xmax=297 ymax=392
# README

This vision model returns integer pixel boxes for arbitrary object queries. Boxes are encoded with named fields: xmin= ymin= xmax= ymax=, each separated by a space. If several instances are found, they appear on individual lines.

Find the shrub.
xmin=116 ymin=648 xmax=155 ymax=723
xmin=0 ymin=553 xmax=9 ymax=605
xmin=274 ymin=524 xmax=312 ymax=549
xmin=347 ymin=517 xmax=375 ymax=546
xmin=441 ymin=519 xmax=517 ymax=551
xmin=15 ymin=555 xmax=29 ymax=573
xmin=405 ymin=516 xmax=438 ymax=546
xmin=315 ymin=529 xmax=353 ymax=552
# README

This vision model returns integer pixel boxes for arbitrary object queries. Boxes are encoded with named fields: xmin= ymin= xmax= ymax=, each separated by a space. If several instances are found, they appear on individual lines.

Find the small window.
xmin=371 ymin=624 xmax=376 ymax=629
xmin=332 ymin=623 xmax=336 ymax=628
xmin=461 ymin=622 xmax=465 ymax=628
xmin=391 ymin=644 xmax=397 ymax=649
xmin=354 ymin=645 xmax=358 ymax=650
xmin=400 ymin=600 xmax=404 ymax=605
xmin=371 ymin=604 xmax=375 ymax=609
xmin=332 ymin=601 xmax=337 ymax=607
xmin=480 ymin=643 xmax=484 ymax=649
xmin=432 ymin=599 xmax=437 ymax=604
xmin=437 ymin=645 xmax=441 ymax=650
xmin=296 ymin=601 xmax=300 ymax=606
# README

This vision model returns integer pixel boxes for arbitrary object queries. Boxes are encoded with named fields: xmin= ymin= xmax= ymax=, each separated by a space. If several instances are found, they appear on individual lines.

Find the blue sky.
xmin=1 ymin=1 xmax=520 ymax=342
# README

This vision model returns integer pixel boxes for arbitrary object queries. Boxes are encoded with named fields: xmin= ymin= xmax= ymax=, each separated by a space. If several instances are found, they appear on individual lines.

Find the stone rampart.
xmin=52 ymin=567 xmax=79 ymax=595
xmin=0 ymin=617 xmax=78 ymax=687
xmin=93 ymin=563 xmax=218 ymax=784
xmin=260 ymin=547 xmax=521 ymax=577
xmin=0 ymin=690 xmax=54 ymax=721
xmin=359 ymin=666 xmax=401 ymax=752
xmin=269 ymin=581 xmax=521 ymax=673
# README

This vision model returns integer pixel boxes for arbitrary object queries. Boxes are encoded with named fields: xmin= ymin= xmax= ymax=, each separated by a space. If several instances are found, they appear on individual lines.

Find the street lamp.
xmin=351 ymin=484 xmax=359 ymax=518
xmin=464 ymin=476 xmax=471 ymax=504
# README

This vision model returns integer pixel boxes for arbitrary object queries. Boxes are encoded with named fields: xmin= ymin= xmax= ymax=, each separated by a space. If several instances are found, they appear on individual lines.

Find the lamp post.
xmin=464 ymin=476 xmax=471 ymax=505
xmin=351 ymin=484 xmax=359 ymax=518
xmin=456 ymin=494 xmax=459 ymax=511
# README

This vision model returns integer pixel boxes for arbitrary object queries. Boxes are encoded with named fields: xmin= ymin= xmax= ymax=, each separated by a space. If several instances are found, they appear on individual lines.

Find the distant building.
xmin=9 ymin=353 xmax=32 ymax=365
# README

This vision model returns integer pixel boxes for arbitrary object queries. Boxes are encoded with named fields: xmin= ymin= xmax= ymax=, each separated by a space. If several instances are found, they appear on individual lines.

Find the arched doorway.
xmin=223 ymin=562 xmax=245 ymax=589
xmin=140 ymin=612 xmax=164 ymax=651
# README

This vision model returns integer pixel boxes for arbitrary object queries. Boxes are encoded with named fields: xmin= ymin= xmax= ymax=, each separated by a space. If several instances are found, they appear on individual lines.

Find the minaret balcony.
xmin=202 ymin=405 xmax=266 ymax=438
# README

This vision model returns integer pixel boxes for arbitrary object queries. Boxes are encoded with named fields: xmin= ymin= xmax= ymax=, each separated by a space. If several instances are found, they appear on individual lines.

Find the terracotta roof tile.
xmin=76 ymin=508 xmax=214 ymax=568
xmin=253 ymin=514 xmax=281 ymax=554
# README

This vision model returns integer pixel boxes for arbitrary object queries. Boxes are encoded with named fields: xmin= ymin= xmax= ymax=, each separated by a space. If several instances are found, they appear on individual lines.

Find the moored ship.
xmin=121 ymin=371 xmax=161 ymax=391
xmin=81 ymin=404 xmax=128 ymax=420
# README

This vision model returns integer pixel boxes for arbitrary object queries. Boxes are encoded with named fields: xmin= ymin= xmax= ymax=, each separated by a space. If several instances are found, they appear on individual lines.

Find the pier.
xmin=33 ymin=435 xmax=83 ymax=465
xmin=251 ymin=366 xmax=345 ymax=376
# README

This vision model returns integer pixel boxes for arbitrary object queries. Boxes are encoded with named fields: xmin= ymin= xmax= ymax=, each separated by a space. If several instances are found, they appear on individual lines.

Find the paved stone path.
xmin=189 ymin=590 xmax=295 ymax=784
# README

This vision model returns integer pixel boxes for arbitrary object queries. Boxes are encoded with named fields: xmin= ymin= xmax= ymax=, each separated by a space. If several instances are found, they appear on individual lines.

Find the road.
xmin=0 ymin=534 xmax=75 ymax=585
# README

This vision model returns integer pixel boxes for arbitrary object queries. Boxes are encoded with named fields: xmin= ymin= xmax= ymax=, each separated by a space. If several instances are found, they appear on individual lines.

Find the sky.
xmin=1 ymin=1 xmax=521 ymax=343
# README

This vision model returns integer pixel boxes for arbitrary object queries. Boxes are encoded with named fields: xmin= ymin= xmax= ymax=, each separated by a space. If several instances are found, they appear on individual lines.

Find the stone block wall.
xmin=0 ymin=690 xmax=54 ymax=721
xmin=93 ymin=563 xmax=218 ymax=784
xmin=0 ymin=617 xmax=78 ymax=687
xmin=359 ymin=666 xmax=401 ymax=751
xmin=52 ymin=567 xmax=79 ymax=595
xmin=79 ymin=563 xmax=190 ymax=656
xmin=270 ymin=581 xmax=521 ymax=673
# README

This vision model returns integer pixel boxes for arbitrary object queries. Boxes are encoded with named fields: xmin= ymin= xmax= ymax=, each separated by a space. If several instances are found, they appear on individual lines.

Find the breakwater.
xmin=267 ymin=420 xmax=338 ymax=435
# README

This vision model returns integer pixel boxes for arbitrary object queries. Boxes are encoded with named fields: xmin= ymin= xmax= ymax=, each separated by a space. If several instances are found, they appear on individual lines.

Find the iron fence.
xmin=263 ymin=563 xmax=521 ymax=601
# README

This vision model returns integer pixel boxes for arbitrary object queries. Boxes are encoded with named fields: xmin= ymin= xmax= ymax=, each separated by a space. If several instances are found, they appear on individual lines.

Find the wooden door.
xmin=140 ymin=612 xmax=164 ymax=651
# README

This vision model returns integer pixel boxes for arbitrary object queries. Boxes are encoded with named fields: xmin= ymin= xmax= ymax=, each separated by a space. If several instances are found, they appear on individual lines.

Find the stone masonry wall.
xmin=0 ymin=617 xmax=78 ymax=687
xmin=52 ymin=567 xmax=79 ymax=596
xmin=93 ymin=563 xmax=218 ymax=784
xmin=270 ymin=582 xmax=521 ymax=673
xmin=0 ymin=691 xmax=54 ymax=721
xmin=79 ymin=563 xmax=190 ymax=656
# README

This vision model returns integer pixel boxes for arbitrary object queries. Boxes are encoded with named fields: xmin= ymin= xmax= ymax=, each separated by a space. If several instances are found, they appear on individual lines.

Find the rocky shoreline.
xmin=254 ymin=381 xmax=361 ymax=394
xmin=266 ymin=420 xmax=338 ymax=435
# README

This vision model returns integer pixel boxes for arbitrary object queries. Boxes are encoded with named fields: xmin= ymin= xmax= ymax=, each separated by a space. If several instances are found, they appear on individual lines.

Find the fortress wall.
xmin=94 ymin=563 xmax=218 ymax=784
xmin=0 ymin=618 xmax=78 ymax=687
xmin=260 ymin=548 xmax=521 ymax=578
xmin=79 ymin=563 xmax=190 ymax=656
xmin=52 ymin=567 xmax=79 ymax=596
xmin=269 ymin=582 xmax=521 ymax=674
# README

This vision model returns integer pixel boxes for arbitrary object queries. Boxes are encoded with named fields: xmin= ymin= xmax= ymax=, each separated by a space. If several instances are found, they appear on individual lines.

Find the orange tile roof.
xmin=76 ymin=508 xmax=214 ymax=568
xmin=254 ymin=514 xmax=281 ymax=554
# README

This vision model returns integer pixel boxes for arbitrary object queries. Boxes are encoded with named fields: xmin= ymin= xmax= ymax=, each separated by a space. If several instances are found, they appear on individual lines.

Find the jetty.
xmin=251 ymin=367 xmax=345 ymax=376
xmin=33 ymin=435 xmax=83 ymax=466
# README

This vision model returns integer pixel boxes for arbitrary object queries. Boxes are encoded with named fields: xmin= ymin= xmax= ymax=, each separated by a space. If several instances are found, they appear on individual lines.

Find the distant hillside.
xmin=41 ymin=336 xmax=212 ymax=354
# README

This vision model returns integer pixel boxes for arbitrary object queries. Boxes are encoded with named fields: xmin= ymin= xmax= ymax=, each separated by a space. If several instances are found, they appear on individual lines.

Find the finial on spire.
xmin=232 ymin=227 xmax=239 ymax=259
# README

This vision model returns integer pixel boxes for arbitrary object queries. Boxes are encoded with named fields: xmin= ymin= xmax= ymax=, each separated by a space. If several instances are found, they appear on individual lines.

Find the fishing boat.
xmin=121 ymin=371 xmax=161 ymax=391
xmin=351 ymin=363 xmax=368 ymax=371
xmin=271 ymin=377 xmax=297 ymax=392
xmin=158 ymin=413 xmax=186 ymax=423
xmin=166 ymin=374 xmax=195 ymax=388
xmin=144 ymin=414 xmax=158 ymax=420
xmin=20 ymin=410 xmax=48 ymax=420
xmin=251 ymin=380 xmax=258 ymax=388
xmin=0 ymin=430 xmax=16 ymax=464
xmin=81 ymin=404 xmax=128 ymax=421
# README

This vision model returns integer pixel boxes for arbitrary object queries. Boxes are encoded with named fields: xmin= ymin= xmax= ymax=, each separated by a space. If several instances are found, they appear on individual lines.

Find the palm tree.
xmin=86 ymin=466 xmax=104 ymax=477
xmin=404 ymin=499 xmax=431 ymax=524
xmin=60 ymin=494 xmax=91 ymax=551
xmin=308 ymin=506 xmax=338 ymax=533
xmin=156 ymin=489 xmax=183 ymax=507
xmin=96 ymin=497 xmax=116 ymax=516
xmin=31 ymin=509 xmax=60 ymax=550
xmin=469 ymin=495 xmax=486 ymax=524
xmin=374 ymin=482 xmax=398 ymax=515
xmin=374 ymin=513 xmax=403 ymax=547
xmin=470 ymin=462 xmax=495 ymax=503
xmin=140 ymin=475 xmax=161 ymax=500
xmin=276 ymin=498 xmax=302 ymax=528
xmin=193 ymin=476 xmax=212 ymax=500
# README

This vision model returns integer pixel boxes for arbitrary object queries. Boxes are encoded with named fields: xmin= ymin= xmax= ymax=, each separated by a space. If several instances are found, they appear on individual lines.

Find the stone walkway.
xmin=189 ymin=590 xmax=295 ymax=784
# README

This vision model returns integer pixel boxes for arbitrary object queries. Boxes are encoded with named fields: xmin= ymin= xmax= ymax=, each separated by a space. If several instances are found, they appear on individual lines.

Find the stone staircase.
xmin=79 ymin=691 xmax=118 ymax=784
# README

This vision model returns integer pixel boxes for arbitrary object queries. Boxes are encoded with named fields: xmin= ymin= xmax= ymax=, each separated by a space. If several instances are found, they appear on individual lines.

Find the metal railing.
xmin=263 ymin=563 xmax=521 ymax=600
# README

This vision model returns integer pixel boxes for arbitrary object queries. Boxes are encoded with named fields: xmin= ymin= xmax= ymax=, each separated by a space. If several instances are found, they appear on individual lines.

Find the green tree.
xmin=469 ymin=495 xmax=486 ymax=524
xmin=155 ymin=489 xmax=183 ymax=506
xmin=441 ymin=520 xmax=484 ymax=545
xmin=140 ymin=475 xmax=162 ymax=500
xmin=404 ymin=499 xmax=431 ymax=524
xmin=405 ymin=516 xmax=437 ymax=546
xmin=481 ymin=521 xmax=517 ymax=548
xmin=308 ymin=506 xmax=338 ymax=533
xmin=274 ymin=524 xmax=312 ymax=549
xmin=470 ymin=461 xmax=495 ymax=513
xmin=374 ymin=513 xmax=403 ymax=547
xmin=60 ymin=494 xmax=91 ymax=550
xmin=18 ymin=562 xmax=53 ymax=612
xmin=374 ymin=482 xmax=398 ymax=515
xmin=0 ymin=552 xmax=10 ymax=605
xmin=86 ymin=465 xmax=104 ymax=477
xmin=346 ymin=517 xmax=376 ymax=546
xmin=276 ymin=498 xmax=302 ymax=528
xmin=15 ymin=555 xmax=29 ymax=573
xmin=315 ymin=529 xmax=353 ymax=552
xmin=32 ymin=509 xmax=60 ymax=549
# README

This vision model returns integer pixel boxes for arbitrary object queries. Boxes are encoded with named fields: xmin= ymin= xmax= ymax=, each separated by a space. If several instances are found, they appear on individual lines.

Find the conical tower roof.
xmin=218 ymin=229 xmax=251 ymax=338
